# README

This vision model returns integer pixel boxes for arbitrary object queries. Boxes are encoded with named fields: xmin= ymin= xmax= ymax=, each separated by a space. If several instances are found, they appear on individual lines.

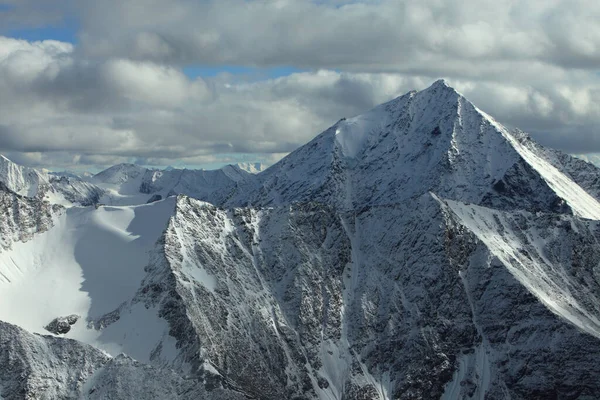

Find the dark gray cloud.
xmin=0 ymin=0 xmax=72 ymax=31
xmin=533 ymin=126 xmax=600 ymax=154
xmin=72 ymin=0 xmax=600 ymax=72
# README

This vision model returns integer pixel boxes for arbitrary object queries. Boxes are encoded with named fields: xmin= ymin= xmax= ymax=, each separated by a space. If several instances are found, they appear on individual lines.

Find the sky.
xmin=0 ymin=0 xmax=599 ymax=172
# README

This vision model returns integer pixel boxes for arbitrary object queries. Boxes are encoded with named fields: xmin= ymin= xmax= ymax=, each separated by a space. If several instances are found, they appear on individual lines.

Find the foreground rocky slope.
xmin=2 ymin=80 xmax=600 ymax=399
xmin=0 ymin=321 xmax=245 ymax=400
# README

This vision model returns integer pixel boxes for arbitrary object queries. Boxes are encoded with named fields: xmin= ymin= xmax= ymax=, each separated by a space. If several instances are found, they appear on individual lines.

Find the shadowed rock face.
xmin=4 ymin=80 xmax=600 ymax=399
xmin=48 ymin=175 xmax=105 ymax=206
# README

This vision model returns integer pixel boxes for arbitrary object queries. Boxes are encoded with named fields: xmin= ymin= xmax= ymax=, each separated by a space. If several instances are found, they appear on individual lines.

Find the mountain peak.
xmin=430 ymin=78 xmax=450 ymax=88
xmin=92 ymin=163 xmax=147 ymax=185
xmin=108 ymin=162 xmax=141 ymax=170
xmin=419 ymin=78 xmax=461 ymax=100
xmin=5 ymin=78 xmax=600 ymax=400
xmin=331 ymin=78 xmax=463 ymax=160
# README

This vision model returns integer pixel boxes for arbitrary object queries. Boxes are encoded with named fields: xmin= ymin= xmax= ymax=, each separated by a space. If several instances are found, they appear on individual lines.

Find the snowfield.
xmin=0 ymin=198 xmax=177 ymax=363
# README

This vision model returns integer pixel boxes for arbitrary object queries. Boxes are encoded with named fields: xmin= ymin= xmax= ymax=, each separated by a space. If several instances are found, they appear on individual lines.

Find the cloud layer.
xmin=75 ymin=0 xmax=600 ymax=71
xmin=0 ymin=0 xmax=599 ymax=170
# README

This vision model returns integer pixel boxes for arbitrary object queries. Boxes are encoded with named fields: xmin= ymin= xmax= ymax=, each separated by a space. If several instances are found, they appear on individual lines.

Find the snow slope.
xmin=479 ymin=111 xmax=600 ymax=219
xmin=0 ymin=198 xmax=177 ymax=363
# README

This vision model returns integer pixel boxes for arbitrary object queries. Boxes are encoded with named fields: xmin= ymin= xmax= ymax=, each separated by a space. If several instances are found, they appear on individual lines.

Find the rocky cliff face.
xmin=0 ymin=182 xmax=62 ymax=254
xmin=3 ymin=80 xmax=600 ymax=399
xmin=47 ymin=175 xmax=105 ymax=206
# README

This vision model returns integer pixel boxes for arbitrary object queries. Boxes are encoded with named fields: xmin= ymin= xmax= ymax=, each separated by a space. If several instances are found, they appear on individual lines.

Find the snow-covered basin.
xmin=0 ymin=197 xmax=177 ymax=362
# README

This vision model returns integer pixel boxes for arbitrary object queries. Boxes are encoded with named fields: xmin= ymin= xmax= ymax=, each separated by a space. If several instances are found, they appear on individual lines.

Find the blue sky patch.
xmin=5 ymin=16 xmax=79 ymax=44
xmin=183 ymin=65 xmax=305 ymax=80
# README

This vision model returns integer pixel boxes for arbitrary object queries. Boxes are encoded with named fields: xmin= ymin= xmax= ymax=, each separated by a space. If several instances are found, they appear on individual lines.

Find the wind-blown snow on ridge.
xmin=235 ymin=162 xmax=267 ymax=174
xmin=440 ymin=196 xmax=600 ymax=339
xmin=477 ymin=109 xmax=600 ymax=219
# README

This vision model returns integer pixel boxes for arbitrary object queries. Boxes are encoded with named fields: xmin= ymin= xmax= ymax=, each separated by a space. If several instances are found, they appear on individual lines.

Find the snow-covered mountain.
xmin=228 ymin=80 xmax=600 ymax=219
xmin=90 ymin=164 xmax=256 ymax=206
xmin=0 ymin=155 xmax=48 ymax=197
xmin=0 ymin=155 xmax=105 ymax=207
xmin=3 ymin=80 xmax=600 ymax=399
xmin=0 ymin=156 xmax=259 ymax=208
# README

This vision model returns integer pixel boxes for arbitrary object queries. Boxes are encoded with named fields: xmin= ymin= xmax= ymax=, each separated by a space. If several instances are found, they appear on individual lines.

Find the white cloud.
xmin=0 ymin=0 xmax=599 ymax=169
xmin=101 ymin=59 xmax=206 ymax=106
